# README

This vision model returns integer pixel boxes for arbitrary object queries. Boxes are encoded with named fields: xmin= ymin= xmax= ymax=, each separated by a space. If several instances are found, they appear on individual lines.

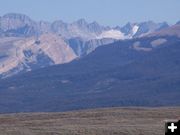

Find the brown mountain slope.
xmin=0 ymin=33 xmax=77 ymax=77
xmin=146 ymin=24 xmax=180 ymax=37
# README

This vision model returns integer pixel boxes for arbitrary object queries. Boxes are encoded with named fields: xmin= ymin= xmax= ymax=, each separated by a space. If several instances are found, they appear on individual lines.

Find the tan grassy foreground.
xmin=0 ymin=107 xmax=180 ymax=135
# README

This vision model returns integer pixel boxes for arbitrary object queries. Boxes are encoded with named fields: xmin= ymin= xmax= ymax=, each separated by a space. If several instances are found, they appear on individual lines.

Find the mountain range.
xmin=0 ymin=13 xmax=169 ymax=39
xmin=0 ymin=13 xmax=180 ymax=113
xmin=0 ymin=13 xmax=174 ymax=77
xmin=0 ymin=19 xmax=180 ymax=112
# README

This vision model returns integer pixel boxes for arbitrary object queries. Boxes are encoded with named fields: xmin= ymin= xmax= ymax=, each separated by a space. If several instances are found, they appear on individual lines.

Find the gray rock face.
xmin=0 ymin=13 xmax=38 ymax=37
xmin=38 ymin=21 xmax=52 ymax=34
xmin=1 ymin=13 xmax=34 ymax=30
xmin=51 ymin=19 xmax=109 ymax=40
xmin=68 ymin=38 xmax=116 ymax=57
xmin=120 ymin=22 xmax=138 ymax=35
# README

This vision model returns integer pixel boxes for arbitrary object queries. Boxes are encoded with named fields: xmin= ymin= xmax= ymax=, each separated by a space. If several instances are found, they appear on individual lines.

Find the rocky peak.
xmin=121 ymin=22 xmax=137 ymax=35
xmin=3 ymin=13 xmax=32 ymax=21
xmin=0 ymin=13 xmax=36 ymax=36
xmin=87 ymin=21 xmax=105 ymax=33
xmin=73 ymin=18 xmax=88 ymax=29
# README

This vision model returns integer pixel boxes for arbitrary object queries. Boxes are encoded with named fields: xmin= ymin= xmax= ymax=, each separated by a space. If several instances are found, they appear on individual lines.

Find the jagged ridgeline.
xmin=0 ymin=13 xmax=171 ymax=78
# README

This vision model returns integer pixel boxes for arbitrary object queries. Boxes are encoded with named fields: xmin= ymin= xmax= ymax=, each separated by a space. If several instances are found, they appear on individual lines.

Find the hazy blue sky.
xmin=0 ymin=0 xmax=180 ymax=26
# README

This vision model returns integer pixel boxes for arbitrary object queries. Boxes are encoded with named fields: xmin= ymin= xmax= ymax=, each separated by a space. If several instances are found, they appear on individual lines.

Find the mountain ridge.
xmin=0 ymin=13 xmax=179 ymax=78
xmin=0 ymin=13 xmax=172 ymax=39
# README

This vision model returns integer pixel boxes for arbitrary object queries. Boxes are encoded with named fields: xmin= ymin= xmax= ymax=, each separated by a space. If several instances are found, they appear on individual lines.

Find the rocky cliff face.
xmin=68 ymin=38 xmax=116 ymax=57
xmin=0 ymin=34 xmax=77 ymax=77
xmin=51 ymin=19 xmax=109 ymax=40
xmin=0 ymin=13 xmax=38 ymax=37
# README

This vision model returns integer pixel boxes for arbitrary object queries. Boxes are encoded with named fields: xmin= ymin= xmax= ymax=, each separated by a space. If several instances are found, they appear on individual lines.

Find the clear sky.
xmin=0 ymin=0 xmax=180 ymax=26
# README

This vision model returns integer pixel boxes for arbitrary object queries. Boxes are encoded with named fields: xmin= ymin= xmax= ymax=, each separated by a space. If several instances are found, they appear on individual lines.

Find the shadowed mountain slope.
xmin=0 ymin=35 xmax=180 ymax=113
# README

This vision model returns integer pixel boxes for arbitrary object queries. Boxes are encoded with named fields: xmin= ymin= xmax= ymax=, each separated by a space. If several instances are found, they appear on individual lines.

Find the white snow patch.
xmin=97 ymin=29 xmax=126 ymax=40
xmin=132 ymin=25 xmax=139 ymax=35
